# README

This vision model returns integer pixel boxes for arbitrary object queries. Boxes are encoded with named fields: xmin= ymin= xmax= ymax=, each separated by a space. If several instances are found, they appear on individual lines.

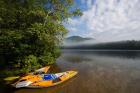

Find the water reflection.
xmin=2 ymin=50 xmax=140 ymax=93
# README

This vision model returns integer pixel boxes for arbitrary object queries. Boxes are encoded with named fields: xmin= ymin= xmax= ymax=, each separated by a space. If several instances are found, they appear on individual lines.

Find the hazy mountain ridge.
xmin=66 ymin=36 xmax=93 ymax=42
xmin=63 ymin=36 xmax=95 ymax=46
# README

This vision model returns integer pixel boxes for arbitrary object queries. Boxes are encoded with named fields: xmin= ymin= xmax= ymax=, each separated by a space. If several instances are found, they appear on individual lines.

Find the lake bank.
xmin=1 ymin=50 xmax=140 ymax=93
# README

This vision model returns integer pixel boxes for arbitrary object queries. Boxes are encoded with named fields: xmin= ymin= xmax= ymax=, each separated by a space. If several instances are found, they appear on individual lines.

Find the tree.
xmin=0 ymin=0 xmax=82 ymax=72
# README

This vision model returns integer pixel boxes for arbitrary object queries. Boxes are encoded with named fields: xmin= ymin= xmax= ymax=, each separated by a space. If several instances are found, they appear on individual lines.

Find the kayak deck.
xmin=28 ymin=71 xmax=78 ymax=88
xmin=13 ymin=70 xmax=78 ymax=88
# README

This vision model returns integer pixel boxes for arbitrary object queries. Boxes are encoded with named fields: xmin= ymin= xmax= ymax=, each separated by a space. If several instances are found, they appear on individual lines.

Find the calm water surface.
xmin=3 ymin=50 xmax=140 ymax=93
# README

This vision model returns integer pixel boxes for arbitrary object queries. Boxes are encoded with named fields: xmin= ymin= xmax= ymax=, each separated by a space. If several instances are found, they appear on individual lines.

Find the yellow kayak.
xmin=5 ymin=66 xmax=50 ymax=81
xmin=4 ymin=76 xmax=20 ymax=81
xmin=30 ymin=66 xmax=50 ymax=75
xmin=13 ymin=71 xmax=78 ymax=88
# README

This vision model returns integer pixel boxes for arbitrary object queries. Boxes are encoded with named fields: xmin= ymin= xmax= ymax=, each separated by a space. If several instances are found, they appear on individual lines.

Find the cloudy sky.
xmin=65 ymin=0 xmax=140 ymax=42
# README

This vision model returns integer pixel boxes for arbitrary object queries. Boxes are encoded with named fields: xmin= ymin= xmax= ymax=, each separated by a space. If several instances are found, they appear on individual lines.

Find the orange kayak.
xmin=5 ymin=66 xmax=50 ymax=82
xmin=14 ymin=71 xmax=78 ymax=88
xmin=29 ymin=66 xmax=50 ymax=75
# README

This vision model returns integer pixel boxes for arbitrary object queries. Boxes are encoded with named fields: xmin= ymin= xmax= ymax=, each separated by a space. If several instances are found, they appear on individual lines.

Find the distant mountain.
xmin=65 ymin=36 xmax=94 ymax=43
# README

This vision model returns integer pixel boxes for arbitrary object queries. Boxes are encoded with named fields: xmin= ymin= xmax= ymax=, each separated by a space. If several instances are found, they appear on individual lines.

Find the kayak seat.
xmin=43 ymin=74 xmax=57 ymax=80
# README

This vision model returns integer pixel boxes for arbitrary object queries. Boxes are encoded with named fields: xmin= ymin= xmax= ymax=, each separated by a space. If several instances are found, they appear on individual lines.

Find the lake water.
xmin=2 ymin=50 xmax=140 ymax=93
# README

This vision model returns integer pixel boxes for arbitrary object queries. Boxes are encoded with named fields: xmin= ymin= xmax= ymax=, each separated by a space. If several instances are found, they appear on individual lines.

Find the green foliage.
xmin=39 ymin=53 xmax=55 ymax=65
xmin=0 ymin=0 xmax=82 ymax=74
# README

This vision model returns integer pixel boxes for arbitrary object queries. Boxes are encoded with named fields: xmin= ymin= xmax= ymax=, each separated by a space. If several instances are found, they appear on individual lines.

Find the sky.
xmin=64 ymin=0 xmax=140 ymax=42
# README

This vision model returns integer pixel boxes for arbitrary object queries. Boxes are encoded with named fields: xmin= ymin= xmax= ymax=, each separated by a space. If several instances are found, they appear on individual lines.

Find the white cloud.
xmin=66 ymin=0 xmax=140 ymax=42
xmin=67 ymin=18 xmax=79 ymax=26
xmin=69 ymin=27 xmax=78 ymax=32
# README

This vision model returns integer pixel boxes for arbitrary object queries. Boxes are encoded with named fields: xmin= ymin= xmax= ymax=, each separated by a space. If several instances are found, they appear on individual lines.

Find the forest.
xmin=0 ymin=0 xmax=82 ymax=76
xmin=62 ymin=40 xmax=140 ymax=50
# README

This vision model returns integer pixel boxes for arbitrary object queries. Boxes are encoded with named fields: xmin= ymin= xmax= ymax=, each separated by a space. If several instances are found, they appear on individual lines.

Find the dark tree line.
xmin=62 ymin=40 xmax=140 ymax=50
